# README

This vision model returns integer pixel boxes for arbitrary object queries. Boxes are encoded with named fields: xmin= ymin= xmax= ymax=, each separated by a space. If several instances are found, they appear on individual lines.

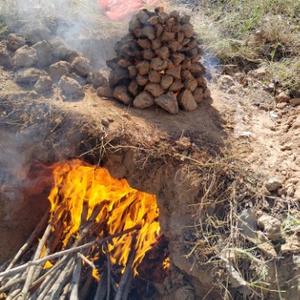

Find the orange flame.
xmin=48 ymin=159 xmax=160 ymax=275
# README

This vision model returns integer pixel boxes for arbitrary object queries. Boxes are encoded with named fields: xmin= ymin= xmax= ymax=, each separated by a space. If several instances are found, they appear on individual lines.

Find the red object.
xmin=98 ymin=0 xmax=159 ymax=20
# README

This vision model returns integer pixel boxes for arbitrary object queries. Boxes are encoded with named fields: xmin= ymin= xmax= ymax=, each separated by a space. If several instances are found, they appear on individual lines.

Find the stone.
xmin=97 ymin=86 xmax=113 ymax=98
xmin=275 ymin=91 xmax=290 ymax=103
xmin=136 ymin=74 xmax=148 ymax=86
xmin=161 ymin=31 xmax=176 ymax=42
xmin=184 ymin=78 xmax=198 ymax=92
xmin=257 ymin=214 xmax=282 ymax=241
xmin=155 ymin=24 xmax=164 ymax=37
xmin=7 ymin=33 xmax=26 ymax=51
xmin=145 ymin=83 xmax=164 ymax=97
xmin=290 ymin=98 xmax=300 ymax=106
xmin=178 ymin=89 xmax=198 ymax=111
xmin=142 ymin=26 xmax=155 ymax=40
xmin=32 ymin=40 xmax=53 ymax=68
xmin=151 ymin=39 xmax=161 ymax=50
xmin=143 ymin=49 xmax=155 ymax=60
xmin=22 ymin=24 xmax=51 ymax=44
xmin=190 ymin=63 xmax=205 ymax=77
xmin=155 ymin=46 xmax=169 ymax=60
xmin=58 ymin=75 xmax=84 ymax=100
xmin=174 ymin=286 xmax=195 ymax=300
xmin=193 ymin=88 xmax=204 ymax=104
xmin=218 ymin=74 xmax=235 ymax=89
xmin=133 ymin=91 xmax=154 ymax=109
xmin=136 ymin=61 xmax=150 ymax=76
xmin=166 ymin=65 xmax=181 ymax=80
xmin=136 ymin=10 xmax=149 ymax=24
xmin=0 ymin=44 xmax=11 ymax=68
xmin=137 ymin=39 xmax=151 ymax=49
xmin=169 ymin=79 xmax=184 ymax=92
xmin=51 ymin=39 xmax=79 ymax=62
xmin=249 ymin=66 xmax=266 ymax=78
xmin=34 ymin=75 xmax=53 ymax=94
xmin=181 ymin=70 xmax=194 ymax=81
xmin=49 ymin=61 xmax=71 ymax=82
xmin=113 ymin=85 xmax=132 ymax=105
xmin=161 ymin=75 xmax=174 ymax=90
xmin=71 ymin=56 xmax=91 ymax=77
xmin=12 ymin=46 xmax=37 ymax=68
xmin=129 ymin=15 xmax=141 ymax=32
xmin=15 ymin=68 xmax=47 ymax=86
xmin=155 ymin=93 xmax=179 ymax=114
xmin=128 ymin=80 xmax=139 ymax=96
xmin=172 ymin=53 xmax=185 ymax=65
xmin=150 ymin=57 xmax=168 ymax=71
xmin=87 ymin=71 xmax=107 ymax=89
xmin=265 ymin=177 xmax=282 ymax=192
xmin=109 ymin=66 xmax=129 ymax=87
xmin=128 ymin=66 xmax=137 ymax=78
xmin=117 ymin=58 xmax=131 ymax=68
xmin=168 ymin=40 xmax=182 ymax=52
xmin=181 ymin=23 xmax=194 ymax=38
xmin=149 ymin=70 xmax=161 ymax=83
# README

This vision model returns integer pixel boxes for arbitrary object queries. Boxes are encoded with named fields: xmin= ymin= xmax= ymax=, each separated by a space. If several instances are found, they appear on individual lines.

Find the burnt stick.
xmin=70 ymin=255 xmax=82 ymax=300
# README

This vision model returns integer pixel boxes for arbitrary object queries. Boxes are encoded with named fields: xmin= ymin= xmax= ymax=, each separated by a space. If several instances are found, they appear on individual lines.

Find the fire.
xmin=48 ymin=159 xmax=160 ymax=275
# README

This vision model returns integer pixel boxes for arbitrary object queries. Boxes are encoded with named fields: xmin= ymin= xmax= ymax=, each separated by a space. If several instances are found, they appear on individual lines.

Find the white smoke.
xmin=0 ymin=0 xmax=127 ymax=67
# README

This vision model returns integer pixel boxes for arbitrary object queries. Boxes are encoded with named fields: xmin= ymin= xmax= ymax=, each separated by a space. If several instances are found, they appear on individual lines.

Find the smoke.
xmin=0 ymin=0 xmax=129 ymax=68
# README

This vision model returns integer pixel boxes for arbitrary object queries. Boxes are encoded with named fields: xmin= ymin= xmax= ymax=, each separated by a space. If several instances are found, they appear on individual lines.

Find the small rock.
xmin=97 ymin=86 xmax=113 ymax=98
xmin=109 ymin=66 xmax=129 ymax=87
xmin=193 ymin=88 xmax=204 ymax=104
xmin=166 ymin=65 xmax=181 ymax=80
xmin=265 ymin=177 xmax=282 ymax=192
xmin=155 ymin=46 xmax=169 ymax=60
xmin=141 ymin=25 xmax=155 ymax=40
xmin=249 ymin=66 xmax=266 ymax=79
xmin=133 ymin=91 xmax=154 ymax=109
xmin=174 ymin=286 xmax=195 ymax=300
xmin=155 ymin=93 xmax=179 ymax=114
xmin=161 ymin=75 xmax=174 ymax=90
xmin=184 ymin=78 xmax=197 ymax=92
xmin=32 ymin=40 xmax=53 ymax=68
xmin=169 ymin=79 xmax=184 ymax=92
xmin=0 ymin=44 xmax=11 ymax=68
xmin=145 ymin=83 xmax=164 ymax=97
xmin=137 ymin=38 xmax=151 ymax=49
xmin=12 ymin=45 xmax=38 ymax=68
xmin=15 ymin=68 xmax=47 ymax=86
xmin=150 ymin=57 xmax=168 ymax=71
xmin=128 ymin=80 xmax=139 ymax=96
xmin=178 ymin=89 xmax=198 ymax=111
xmin=71 ymin=56 xmax=91 ymax=77
xmin=275 ymin=91 xmax=290 ymax=103
xmin=290 ymin=98 xmax=300 ymax=106
xmin=49 ymin=61 xmax=71 ymax=82
xmin=51 ymin=39 xmax=79 ymax=62
xmin=34 ymin=76 xmax=53 ymax=94
xmin=101 ymin=118 xmax=110 ymax=127
xmin=128 ymin=65 xmax=137 ymax=78
xmin=22 ymin=24 xmax=51 ymax=44
xmin=113 ymin=86 xmax=132 ymax=105
xmin=172 ymin=53 xmax=185 ymax=65
xmin=136 ymin=61 xmax=150 ymax=76
xmin=257 ymin=214 xmax=282 ymax=241
xmin=58 ymin=75 xmax=84 ymax=101
xmin=218 ymin=74 xmax=235 ymax=89
xmin=7 ymin=33 xmax=26 ymax=51
xmin=136 ymin=74 xmax=148 ymax=86
xmin=181 ymin=23 xmax=194 ymax=38
xmin=87 ymin=71 xmax=107 ymax=89
xmin=149 ymin=70 xmax=161 ymax=83
xmin=276 ymin=102 xmax=288 ymax=109
xmin=143 ymin=49 xmax=155 ymax=60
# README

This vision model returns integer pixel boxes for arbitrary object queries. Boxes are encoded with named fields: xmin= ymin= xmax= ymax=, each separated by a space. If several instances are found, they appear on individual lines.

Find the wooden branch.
xmin=114 ymin=235 xmax=137 ymax=300
xmin=0 ymin=225 xmax=140 ymax=279
xmin=70 ymin=255 xmax=82 ymax=300
xmin=94 ymin=273 xmax=107 ymax=300
xmin=20 ymin=223 xmax=52 ymax=299
xmin=106 ymin=244 xmax=111 ymax=300
xmin=5 ymin=212 xmax=48 ymax=271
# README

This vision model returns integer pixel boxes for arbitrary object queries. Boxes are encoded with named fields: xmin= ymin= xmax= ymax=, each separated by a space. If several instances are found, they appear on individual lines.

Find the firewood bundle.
xmin=106 ymin=7 xmax=211 ymax=114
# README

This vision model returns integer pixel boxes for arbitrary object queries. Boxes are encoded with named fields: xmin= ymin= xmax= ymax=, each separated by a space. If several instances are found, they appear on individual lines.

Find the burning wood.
xmin=105 ymin=7 xmax=212 ymax=114
xmin=0 ymin=160 xmax=165 ymax=299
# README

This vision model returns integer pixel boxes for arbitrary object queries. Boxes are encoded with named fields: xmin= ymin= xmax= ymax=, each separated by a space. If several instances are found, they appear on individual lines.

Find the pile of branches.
xmin=105 ymin=7 xmax=211 ymax=114
xmin=0 ymin=209 xmax=141 ymax=300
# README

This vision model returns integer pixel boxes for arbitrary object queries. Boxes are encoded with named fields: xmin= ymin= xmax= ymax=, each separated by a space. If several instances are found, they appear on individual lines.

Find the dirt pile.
xmin=105 ymin=7 xmax=211 ymax=114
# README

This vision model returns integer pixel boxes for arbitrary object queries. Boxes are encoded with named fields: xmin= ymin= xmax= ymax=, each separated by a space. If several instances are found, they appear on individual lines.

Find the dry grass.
xmin=191 ymin=0 xmax=300 ymax=93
